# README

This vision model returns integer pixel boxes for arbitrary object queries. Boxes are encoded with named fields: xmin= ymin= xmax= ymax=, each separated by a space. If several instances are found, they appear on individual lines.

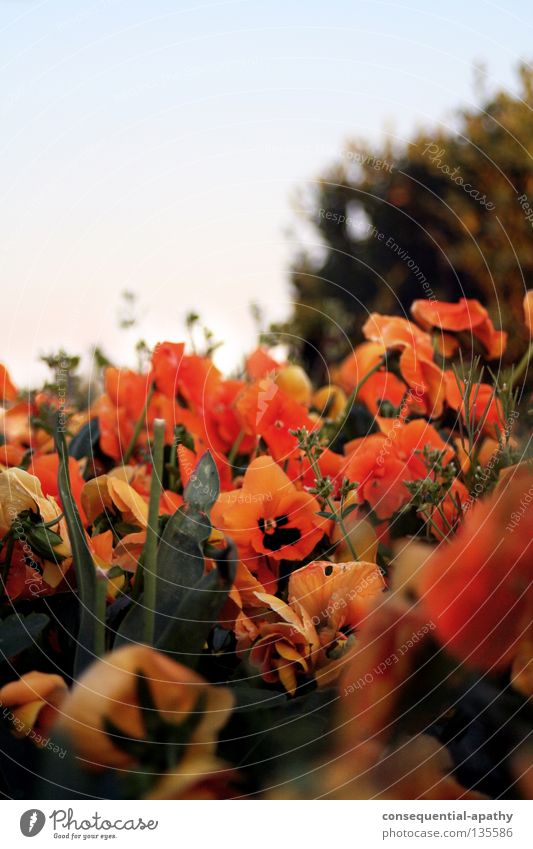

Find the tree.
xmin=281 ymin=64 xmax=533 ymax=378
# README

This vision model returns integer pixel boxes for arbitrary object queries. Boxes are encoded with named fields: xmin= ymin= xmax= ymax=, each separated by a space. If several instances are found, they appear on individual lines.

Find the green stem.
xmin=228 ymin=428 xmax=245 ymax=466
xmin=94 ymin=579 xmax=107 ymax=658
xmin=55 ymin=421 xmax=97 ymax=676
xmin=142 ymin=418 xmax=166 ymax=645
xmin=123 ymin=384 xmax=155 ymax=464
xmin=510 ymin=340 xmax=533 ymax=388
xmin=168 ymin=426 xmax=180 ymax=492
xmin=306 ymin=450 xmax=359 ymax=561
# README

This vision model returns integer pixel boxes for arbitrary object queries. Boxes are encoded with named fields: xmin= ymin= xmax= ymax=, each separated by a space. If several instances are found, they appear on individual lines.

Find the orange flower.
xmin=0 ymin=443 xmax=25 ymax=468
xmin=0 ymin=400 xmax=32 ymax=449
xmin=243 ymin=559 xmax=384 ymax=694
xmin=151 ymin=342 xmax=222 ymax=412
xmin=344 ymin=433 xmax=410 ymax=520
xmin=419 ymin=471 xmax=533 ymax=671
xmin=55 ymin=645 xmax=234 ymax=770
xmin=362 ymin=314 xmax=446 ymax=416
xmin=88 ymin=530 xmax=126 ymax=599
xmin=212 ymin=455 xmax=328 ymax=564
xmin=150 ymin=341 xmax=185 ymax=397
xmin=289 ymin=559 xmax=385 ymax=636
xmin=245 ymin=346 xmax=281 ymax=380
xmin=0 ymin=671 xmax=67 ymax=743
xmin=411 ymin=298 xmax=507 ymax=359
xmin=344 ymin=420 xmax=453 ymax=520
xmin=337 ymin=599 xmax=432 ymax=745
xmin=81 ymin=473 xmax=148 ymax=574
xmin=336 ymin=341 xmax=406 ymax=416
xmin=363 ymin=312 xmax=435 ymax=359
xmin=0 ymin=363 xmax=17 ymax=402
xmin=235 ymin=379 xmax=314 ymax=462
xmin=29 ymin=453 xmax=86 ymax=524
xmin=204 ymin=378 xmax=255 ymax=456
xmin=82 ymin=473 xmax=148 ymax=528
xmin=0 ymin=468 xmax=72 ymax=588
xmin=246 ymin=594 xmax=319 ymax=694
xmin=96 ymin=367 xmax=152 ymax=461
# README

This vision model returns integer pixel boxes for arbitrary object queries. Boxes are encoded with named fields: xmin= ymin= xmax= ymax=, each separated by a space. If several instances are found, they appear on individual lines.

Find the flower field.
xmin=0 ymin=295 xmax=532 ymax=800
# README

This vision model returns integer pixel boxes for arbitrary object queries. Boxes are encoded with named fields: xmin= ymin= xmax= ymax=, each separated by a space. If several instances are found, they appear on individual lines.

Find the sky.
xmin=1 ymin=0 xmax=532 ymax=387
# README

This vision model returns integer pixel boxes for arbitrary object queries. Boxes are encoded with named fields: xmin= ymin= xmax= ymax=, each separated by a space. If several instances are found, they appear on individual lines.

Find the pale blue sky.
xmin=1 ymin=0 xmax=532 ymax=385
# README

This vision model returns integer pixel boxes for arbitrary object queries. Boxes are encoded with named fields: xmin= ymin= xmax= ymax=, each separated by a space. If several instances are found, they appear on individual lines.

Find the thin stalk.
xmin=94 ymin=578 xmax=107 ymax=658
xmin=510 ymin=339 xmax=533 ymax=388
xmin=306 ymin=450 xmax=359 ymax=561
xmin=228 ymin=428 xmax=245 ymax=466
xmin=123 ymin=383 xmax=155 ymax=464
xmin=142 ymin=418 xmax=166 ymax=645
xmin=55 ymin=422 xmax=97 ymax=676
xmin=167 ymin=426 xmax=180 ymax=492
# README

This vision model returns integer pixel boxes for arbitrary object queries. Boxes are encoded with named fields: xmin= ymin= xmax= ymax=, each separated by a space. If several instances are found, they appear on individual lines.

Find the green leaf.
xmin=183 ymin=451 xmax=220 ymax=511
xmin=115 ymin=504 xmax=209 ymax=648
xmin=23 ymin=524 xmax=67 ymax=562
xmin=156 ymin=543 xmax=236 ymax=664
xmin=115 ymin=454 xmax=225 ymax=659
xmin=0 ymin=613 xmax=50 ymax=659
xmin=54 ymin=420 xmax=98 ymax=675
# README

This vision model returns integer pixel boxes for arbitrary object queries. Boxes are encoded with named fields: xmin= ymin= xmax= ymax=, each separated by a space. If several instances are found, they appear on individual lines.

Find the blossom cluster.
xmin=0 ymin=294 xmax=531 ymax=800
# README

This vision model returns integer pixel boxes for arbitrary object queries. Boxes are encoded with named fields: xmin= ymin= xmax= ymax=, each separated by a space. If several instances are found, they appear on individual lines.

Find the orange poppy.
xmin=362 ymin=314 xmax=446 ymax=416
xmin=235 ymin=379 xmax=314 ymax=463
xmin=0 ymin=468 xmax=72 ymax=588
xmin=245 ymin=346 xmax=281 ymax=380
xmin=211 ymin=455 xmax=329 ymax=564
xmin=204 ymin=378 xmax=255 ymax=457
xmin=336 ymin=341 xmax=406 ymax=416
xmin=150 ymin=341 xmax=185 ymax=397
xmin=0 ymin=443 xmax=25 ymax=467
xmin=344 ymin=420 xmax=453 ymax=520
xmin=0 ymin=364 xmax=17 ymax=402
xmin=337 ymin=599 xmax=432 ymax=744
xmin=29 ymin=453 xmax=86 ymax=524
xmin=95 ymin=368 xmax=151 ymax=462
xmin=241 ymin=559 xmax=384 ymax=694
xmin=344 ymin=433 xmax=410 ymax=520
xmin=411 ymin=298 xmax=507 ymax=359
xmin=420 ymin=471 xmax=533 ymax=671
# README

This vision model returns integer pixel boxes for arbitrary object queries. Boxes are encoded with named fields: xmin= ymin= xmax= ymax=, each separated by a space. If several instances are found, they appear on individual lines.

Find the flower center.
xmin=258 ymin=514 xmax=302 ymax=551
